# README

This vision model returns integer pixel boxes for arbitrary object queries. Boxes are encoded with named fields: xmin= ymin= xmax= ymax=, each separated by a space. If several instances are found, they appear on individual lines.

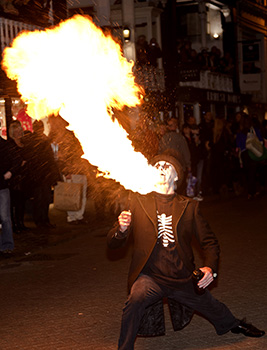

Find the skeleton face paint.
xmin=153 ymin=161 xmax=178 ymax=194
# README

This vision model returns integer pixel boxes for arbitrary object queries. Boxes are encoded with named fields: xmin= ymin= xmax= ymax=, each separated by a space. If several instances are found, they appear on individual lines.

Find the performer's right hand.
xmin=4 ymin=171 xmax=12 ymax=180
xmin=118 ymin=211 xmax=131 ymax=232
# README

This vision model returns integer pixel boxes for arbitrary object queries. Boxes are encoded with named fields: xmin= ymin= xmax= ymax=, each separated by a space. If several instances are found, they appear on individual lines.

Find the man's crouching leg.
xmin=189 ymin=288 xmax=264 ymax=337
xmin=170 ymin=282 xmax=239 ymax=335
xmin=118 ymin=275 xmax=163 ymax=350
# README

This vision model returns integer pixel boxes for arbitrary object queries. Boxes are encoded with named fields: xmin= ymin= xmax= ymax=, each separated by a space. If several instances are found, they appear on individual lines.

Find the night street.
xmin=0 ymin=193 xmax=266 ymax=350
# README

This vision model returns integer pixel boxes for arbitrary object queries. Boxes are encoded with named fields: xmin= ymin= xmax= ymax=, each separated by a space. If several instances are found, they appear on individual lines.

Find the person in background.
xmin=231 ymin=112 xmax=242 ymax=136
xmin=228 ymin=112 xmax=244 ymax=196
xmin=199 ymin=111 xmax=214 ymax=195
xmin=107 ymin=154 xmax=265 ymax=350
xmin=147 ymin=38 xmax=162 ymax=68
xmin=262 ymin=119 xmax=267 ymax=147
xmin=199 ymin=49 xmax=211 ymax=70
xmin=184 ymin=115 xmax=204 ymax=201
xmin=209 ymin=118 xmax=232 ymax=196
xmin=236 ymin=113 xmax=265 ymax=200
xmin=48 ymin=115 xmax=88 ymax=225
xmin=28 ymin=120 xmax=61 ymax=228
xmin=130 ymin=117 xmax=159 ymax=161
xmin=158 ymin=117 xmax=191 ymax=195
xmin=8 ymin=121 xmax=31 ymax=233
xmin=0 ymin=135 xmax=22 ymax=257
xmin=135 ymin=35 xmax=149 ymax=67
xmin=155 ymin=121 xmax=167 ymax=144
xmin=182 ymin=123 xmax=203 ymax=201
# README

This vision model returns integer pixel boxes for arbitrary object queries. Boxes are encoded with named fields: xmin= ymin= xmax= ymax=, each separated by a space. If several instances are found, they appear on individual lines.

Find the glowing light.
xmin=2 ymin=15 xmax=159 ymax=194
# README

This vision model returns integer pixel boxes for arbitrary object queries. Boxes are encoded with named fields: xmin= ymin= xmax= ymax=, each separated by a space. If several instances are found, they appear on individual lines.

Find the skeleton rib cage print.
xmin=157 ymin=212 xmax=175 ymax=247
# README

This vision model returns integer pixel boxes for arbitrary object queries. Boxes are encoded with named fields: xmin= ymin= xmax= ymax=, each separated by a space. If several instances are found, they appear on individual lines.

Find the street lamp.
xmin=123 ymin=26 xmax=131 ymax=42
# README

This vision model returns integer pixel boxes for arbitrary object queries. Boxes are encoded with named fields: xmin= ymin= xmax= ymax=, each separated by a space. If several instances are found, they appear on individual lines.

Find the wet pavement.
xmin=0 ymin=193 xmax=266 ymax=350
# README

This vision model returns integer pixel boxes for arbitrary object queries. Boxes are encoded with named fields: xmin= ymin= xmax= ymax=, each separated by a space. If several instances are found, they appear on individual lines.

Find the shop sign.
xmin=206 ymin=91 xmax=241 ymax=104
xmin=227 ymin=94 xmax=241 ymax=104
xmin=207 ymin=91 xmax=226 ymax=102
xmin=240 ymin=73 xmax=261 ymax=92
xmin=240 ymin=40 xmax=261 ymax=92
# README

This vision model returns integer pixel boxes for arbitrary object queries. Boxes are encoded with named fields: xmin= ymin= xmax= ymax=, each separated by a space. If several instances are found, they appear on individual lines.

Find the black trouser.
xmin=241 ymin=150 xmax=265 ymax=196
xmin=10 ymin=189 xmax=26 ymax=229
xmin=118 ymin=274 xmax=238 ymax=350
xmin=33 ymin=184 xmax=52 ymax=226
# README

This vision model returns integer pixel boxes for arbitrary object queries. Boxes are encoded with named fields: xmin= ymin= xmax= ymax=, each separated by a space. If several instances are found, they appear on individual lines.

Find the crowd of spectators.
xmin=129 ymin=110 xmax=267 ymax=201
xmin=1 ymin=110 xmax=267 ymax=258
xmin=0 ymin=115 xmax=131 ymax=258
xmin=135 ymin=35 xmax=162 ymax=68
xmin=0 ymin=117 xmax=93 ymax=257
xmin=176 ymin=39 xmax=235 ymax=76
xmin=135 ymin=36 xmax=235 ymax=76
xmin=1 ymin=119 xmax=62 ymax=237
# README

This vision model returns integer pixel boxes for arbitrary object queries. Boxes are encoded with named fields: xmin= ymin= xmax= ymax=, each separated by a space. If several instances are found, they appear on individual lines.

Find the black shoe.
xmin=13 ymin=226 xmax=22 ymax=234
xmin=231 ymin=319 xmax=265 ymax=338
xmin=77 ymin=219 xmax=89 ymax=225
xmin=44 ymin=222 xmax=56 ymax=229
xmin=19 ymin=224 xmax=30 ymax=231
xmin=68 ymin=220 xmax=79 ymax=225
xmin=1 ymin=249 xmax=13 ymax=259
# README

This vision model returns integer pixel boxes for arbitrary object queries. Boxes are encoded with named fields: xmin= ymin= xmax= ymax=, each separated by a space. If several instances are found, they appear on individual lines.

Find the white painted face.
xmin=154 ymin=161 xmax=178 ymax=194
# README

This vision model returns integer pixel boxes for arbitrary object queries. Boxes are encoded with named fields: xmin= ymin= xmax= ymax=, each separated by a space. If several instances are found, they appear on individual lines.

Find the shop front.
xmin=176 ymin=86 xmax=247 ymax=126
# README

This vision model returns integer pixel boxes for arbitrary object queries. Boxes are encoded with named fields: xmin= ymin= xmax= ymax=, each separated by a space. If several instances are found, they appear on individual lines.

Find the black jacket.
xmin=108 ymin=192 xmax=220 ymax=291
xmin=107 ymin=192 xmax=220 ymax=336
xmin=0 ymin=137 xmax=22 ymax=190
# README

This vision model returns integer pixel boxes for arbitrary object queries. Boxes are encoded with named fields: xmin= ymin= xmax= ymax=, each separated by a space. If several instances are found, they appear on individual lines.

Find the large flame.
xmin=2 ymin=15 xmax=159 ymax=194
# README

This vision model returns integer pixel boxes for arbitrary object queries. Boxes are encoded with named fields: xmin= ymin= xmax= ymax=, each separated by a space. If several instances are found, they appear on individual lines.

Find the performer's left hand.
xmin=198 ymin=267 xmax=214 ymax=289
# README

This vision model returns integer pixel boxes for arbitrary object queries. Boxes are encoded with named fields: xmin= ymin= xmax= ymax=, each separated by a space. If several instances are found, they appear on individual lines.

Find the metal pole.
xmin=97 ymin=0 xmax=111 ymax=28
xmin=122 ymin=0 xmax=136 ymax=62
xmin=5 ymin=97 xmax=12 ymax=139
xmin=198 ymin=0 xmax=207 ymax=50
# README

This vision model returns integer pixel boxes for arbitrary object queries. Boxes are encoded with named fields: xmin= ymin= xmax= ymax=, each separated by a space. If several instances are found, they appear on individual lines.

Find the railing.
xmin=0 ymin=18 xmax=42 ymax=52
xmin=179 ymin=70 xmax=233 ymax=93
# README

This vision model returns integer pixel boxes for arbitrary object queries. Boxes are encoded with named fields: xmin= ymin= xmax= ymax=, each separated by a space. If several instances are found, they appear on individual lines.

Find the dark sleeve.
xmin=107 ymin=221 xmax=130 ymax=249
xmin=107 ymin=191 xmax=135 ymax=249
xmin=181 ymin=135 xmax=191 ymax=169
xmin=7 ymin=141 xmax=23 ymax=175
xmin=255 ymin=127 xmax=263 ymax=142
xmin=193 ymin=202 xmax=220 ymax=273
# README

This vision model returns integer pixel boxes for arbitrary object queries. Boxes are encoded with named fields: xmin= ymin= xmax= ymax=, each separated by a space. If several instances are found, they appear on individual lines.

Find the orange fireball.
xmin=2 ymin=15 xmax=159 ymax=194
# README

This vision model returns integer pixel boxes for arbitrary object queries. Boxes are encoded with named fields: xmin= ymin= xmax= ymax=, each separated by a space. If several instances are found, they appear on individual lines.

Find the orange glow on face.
xmin=2 ymin=15 xmax=160 ymax=194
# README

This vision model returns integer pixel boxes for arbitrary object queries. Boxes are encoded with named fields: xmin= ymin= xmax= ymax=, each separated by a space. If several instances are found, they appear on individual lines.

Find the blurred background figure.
xmin=48 ymin=115 xmax=88 ymax=225
xmin=147 ymin=37 xmax=162 ymax=68
xmin=0 ymin=134 xmax=21 ymax=256
xmin=158 ymin=117 xmax=191 ymax=195
xmin=129 ymin=116 xmax=159 ymax=161
xmin=236 ymin=113 xmax=265 ymax=200
xmin=8 ymin=120 xmax=31 ymax=234
xmin=182 ymin=121 xmax=203 ymax=201
xmin=27 ymin=119 xmax=61 ymax=229
xmin=136 ymin=35 xmax=149 ymax=67
xmin=209 ymin=118 xmax=232 ymax=197
xmin=199 ymin=111 xmax=214 ymax=195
